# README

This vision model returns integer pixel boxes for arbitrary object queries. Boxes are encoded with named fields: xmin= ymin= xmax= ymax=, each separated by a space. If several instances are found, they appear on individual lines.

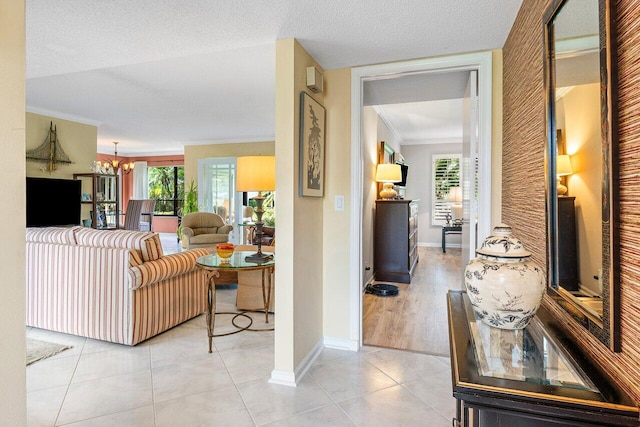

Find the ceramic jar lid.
xmin=475 ymin=223 xmax=532 ymax=258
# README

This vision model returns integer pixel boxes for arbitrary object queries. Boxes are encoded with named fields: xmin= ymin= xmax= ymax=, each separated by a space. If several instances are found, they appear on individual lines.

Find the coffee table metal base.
xmin=197 ymin=253 xmax=275 ymax=353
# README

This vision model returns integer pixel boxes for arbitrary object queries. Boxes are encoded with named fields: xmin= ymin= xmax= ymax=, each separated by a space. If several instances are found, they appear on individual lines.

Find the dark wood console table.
xmin=447 ymin=290 xmax=638 ymax=426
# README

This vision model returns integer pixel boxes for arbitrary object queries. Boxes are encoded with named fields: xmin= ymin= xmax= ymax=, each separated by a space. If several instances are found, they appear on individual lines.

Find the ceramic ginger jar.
xmin=464 ymin=224 xmax=545 ymax=330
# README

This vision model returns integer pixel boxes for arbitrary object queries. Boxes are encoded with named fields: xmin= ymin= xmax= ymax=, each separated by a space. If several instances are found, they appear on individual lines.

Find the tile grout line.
xmin=53 ymin=337 xmax=87 ymax=427
xmin=215 ymin=339 xmax=261 ymax=427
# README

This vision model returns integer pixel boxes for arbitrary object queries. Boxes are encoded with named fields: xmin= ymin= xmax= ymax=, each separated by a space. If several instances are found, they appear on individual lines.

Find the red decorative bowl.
xmin=216 ymin=243 xmax=235 ymax=260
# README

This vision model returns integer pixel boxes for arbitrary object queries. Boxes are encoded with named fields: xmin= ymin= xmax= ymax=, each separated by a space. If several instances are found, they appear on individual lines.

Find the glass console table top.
xmin=465 ymin=296 xmax=597 ymax=392
xmin=196 ymin=252 xmax=275 ymax=269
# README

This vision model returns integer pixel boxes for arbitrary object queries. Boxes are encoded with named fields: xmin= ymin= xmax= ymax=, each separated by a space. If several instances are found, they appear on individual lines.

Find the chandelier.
xmin=103 ymin=141 xmax=135 ymax=174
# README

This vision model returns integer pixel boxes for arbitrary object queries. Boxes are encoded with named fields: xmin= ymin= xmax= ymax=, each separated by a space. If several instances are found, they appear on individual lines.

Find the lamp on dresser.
xmin=375 ymin=163 xmax=402 ymax=200
xmin=556 ymin=154 xmax=573 ymax=196
xmin=236 ymin=155 xmax=275 ymax=262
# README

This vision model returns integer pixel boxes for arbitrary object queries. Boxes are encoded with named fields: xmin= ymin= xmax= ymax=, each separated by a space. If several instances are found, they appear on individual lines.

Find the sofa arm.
xmin=129 ymin=248 xmax=211 ymax=289
xmin=218 ymin=224 xmax=233 ymax=235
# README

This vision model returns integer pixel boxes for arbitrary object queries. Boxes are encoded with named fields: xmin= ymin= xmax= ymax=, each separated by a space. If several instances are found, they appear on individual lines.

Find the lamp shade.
xmin=446 ymin=186 xmax=462 ymax=203
xmin=375 ymin=163 xmax=402 ymax=183
xmin=556 ymin=154 xmax=573 ymax=176
xmin=236 ymin=156 xmax=276 ymax=192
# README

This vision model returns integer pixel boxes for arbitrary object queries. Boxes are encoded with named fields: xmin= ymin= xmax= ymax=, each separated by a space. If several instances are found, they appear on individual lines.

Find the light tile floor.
xmin=26 ymin=234 xmax=457 ymax=426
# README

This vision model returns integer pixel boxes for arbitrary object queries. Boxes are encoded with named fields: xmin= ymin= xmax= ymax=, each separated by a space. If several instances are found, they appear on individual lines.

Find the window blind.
xmin=432 ymin=155 xmax=461 ymax=226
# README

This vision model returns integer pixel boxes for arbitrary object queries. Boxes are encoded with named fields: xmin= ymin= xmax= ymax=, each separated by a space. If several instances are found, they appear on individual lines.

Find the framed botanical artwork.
xmin=299 ymin=91 xmax=326 ymax=197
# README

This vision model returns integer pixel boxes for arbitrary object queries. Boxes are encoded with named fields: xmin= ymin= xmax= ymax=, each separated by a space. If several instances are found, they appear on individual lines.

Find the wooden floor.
xmin=363 ymin=246 xmax=464 ymax=356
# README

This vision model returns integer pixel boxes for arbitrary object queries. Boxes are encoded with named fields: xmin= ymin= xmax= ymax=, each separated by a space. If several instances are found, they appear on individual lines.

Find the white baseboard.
xmin=418 ymin=242 xmax=440 ymax=248
xmin=418 ymin=242 xmax=461 ymax=249
xmin=323 ymin=336 xmax=359 ymax=352
xmin=269 ymin=369 xmax=297 ymax=387
xmin=269 ymin=338 xmax=324 ymax=387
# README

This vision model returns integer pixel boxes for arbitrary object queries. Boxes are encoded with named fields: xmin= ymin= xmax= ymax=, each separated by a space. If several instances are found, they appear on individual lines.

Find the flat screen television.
xmin=394 ymin=163 xmax=409 ymax=187
xmin=26 ymin=177 xmax=81 ymax=227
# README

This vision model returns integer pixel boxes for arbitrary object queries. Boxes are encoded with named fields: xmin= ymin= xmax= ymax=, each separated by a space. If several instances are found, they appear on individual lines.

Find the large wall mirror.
xmin=544 ymin=0 xmax=619 ymax=351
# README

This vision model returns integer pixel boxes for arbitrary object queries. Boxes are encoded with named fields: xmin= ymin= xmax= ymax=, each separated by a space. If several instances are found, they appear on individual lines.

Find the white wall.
xmin=401 ymin=143 xmax=463 ymax=246
xmin=0 ymin=0 xmax=27 ymax=423
xmin=361 ymin=106 xmax=379 ymax=285
xmin=491 ymin=50 xmax=503 ymax=228
xmin=377 ymin=115 xmax=401 ymax=153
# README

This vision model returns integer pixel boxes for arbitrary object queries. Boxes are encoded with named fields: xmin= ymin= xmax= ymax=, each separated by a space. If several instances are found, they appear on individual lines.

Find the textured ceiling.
xmin=26 ymin=0 xmax=523 ymax=155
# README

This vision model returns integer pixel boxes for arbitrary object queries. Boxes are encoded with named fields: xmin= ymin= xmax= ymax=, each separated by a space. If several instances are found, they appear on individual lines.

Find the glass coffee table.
xmin=196 ymin=252 xmax=275 ymax=353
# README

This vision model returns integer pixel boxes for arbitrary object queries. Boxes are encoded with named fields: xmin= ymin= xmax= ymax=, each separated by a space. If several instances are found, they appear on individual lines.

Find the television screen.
xmin=26 ymin=177 xmax=81 ymax=227
xmin=395 ymin=163 xmax=409 ymax=187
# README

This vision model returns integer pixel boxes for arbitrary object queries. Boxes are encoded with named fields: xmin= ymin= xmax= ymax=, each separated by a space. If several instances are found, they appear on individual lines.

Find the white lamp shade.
xmin=375 ymin=163 xmax=402 ymax=183
xmin=446 ymin=186 xmax=462 ymax=203
xmin=557 ymin=154 xmax=573 ymax=176
xmin=236 ymin=156 xmax=276 ymax=192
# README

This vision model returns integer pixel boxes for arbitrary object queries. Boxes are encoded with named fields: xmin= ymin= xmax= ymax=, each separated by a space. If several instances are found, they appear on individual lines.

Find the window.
xmin=148 ymin=166 xmax=184 ymax=216
xmin=432 ymin=154 xmax=461 ymax=226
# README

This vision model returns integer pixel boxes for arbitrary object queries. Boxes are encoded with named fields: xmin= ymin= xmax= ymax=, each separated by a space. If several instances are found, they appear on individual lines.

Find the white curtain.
xmin=132 ymin=161 xmax=148 ymax=199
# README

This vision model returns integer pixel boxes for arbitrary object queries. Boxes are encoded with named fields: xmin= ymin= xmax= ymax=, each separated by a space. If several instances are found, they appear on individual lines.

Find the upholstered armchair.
xmin=181 ymin=212 xmax=233 ymax=249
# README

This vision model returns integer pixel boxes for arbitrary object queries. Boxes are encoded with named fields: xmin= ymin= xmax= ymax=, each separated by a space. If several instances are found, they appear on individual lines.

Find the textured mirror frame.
xmin=543 ymin=0 xmax=620 ymax=351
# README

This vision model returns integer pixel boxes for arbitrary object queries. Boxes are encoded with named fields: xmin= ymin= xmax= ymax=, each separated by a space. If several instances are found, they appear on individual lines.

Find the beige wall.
xmin=183 ymin=141 xmax=275 ymax=186
xmin=560 ymin=83 xmax=602 ymax=294
xmin=26 ymin=113 xmax=98 ymax=221
xmin=26 ymin=112 xmax=97 ymax=178
xmin=0 ymin=0 xmax=26 ymax=423
xmin=274 ymin=39 xmax=325 ymax=372
xmin=322 ymin=68 xmax=353 ymax=340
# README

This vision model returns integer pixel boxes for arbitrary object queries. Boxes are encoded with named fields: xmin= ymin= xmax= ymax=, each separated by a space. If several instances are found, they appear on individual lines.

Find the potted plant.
xmin=178 ymin=179 xmax=198 ymax=245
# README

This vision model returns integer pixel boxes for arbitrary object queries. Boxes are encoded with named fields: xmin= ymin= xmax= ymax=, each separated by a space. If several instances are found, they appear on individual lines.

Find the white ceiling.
xmin=26 ymin=0 xmax=523 ymax=155
xmin=365 ymin=71 xmax=470 ymax=144
xmin=378 ymin=100 xmax=465 ymax=145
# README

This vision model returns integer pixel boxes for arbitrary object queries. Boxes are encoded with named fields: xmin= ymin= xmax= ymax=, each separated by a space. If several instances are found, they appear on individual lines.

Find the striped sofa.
xmin=26 ymin=227 xmax=211 ymax=345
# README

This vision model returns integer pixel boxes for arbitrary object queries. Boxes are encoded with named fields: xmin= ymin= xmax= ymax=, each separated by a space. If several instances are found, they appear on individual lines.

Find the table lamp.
xmin=446 ymin=186 xmax=463 ymax=220
xmin=236 ymin=156 xmax=275 ymax=262
xmin=376 ymin=163 xmax=402 ymax=200
xmin=556 ymin=154 xmax=573 ymax=196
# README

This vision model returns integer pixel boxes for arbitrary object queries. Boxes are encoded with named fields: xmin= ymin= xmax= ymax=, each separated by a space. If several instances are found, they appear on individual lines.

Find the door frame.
xmin=349 ymin=51 xmax=494 ymax=346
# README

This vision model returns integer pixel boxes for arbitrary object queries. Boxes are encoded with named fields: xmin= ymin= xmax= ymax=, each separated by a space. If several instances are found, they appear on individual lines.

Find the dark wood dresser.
xmin=558 ymin=196 xmax=578 ymax=291
xmin=374 ymin=199 xmax=418 ymax=283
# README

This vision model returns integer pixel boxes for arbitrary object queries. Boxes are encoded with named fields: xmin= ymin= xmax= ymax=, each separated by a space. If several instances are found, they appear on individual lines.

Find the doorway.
xmin=349 ymin=52 xmax=494 ymax=350
xmin=198 ymin=157 xmax=242 ymax=244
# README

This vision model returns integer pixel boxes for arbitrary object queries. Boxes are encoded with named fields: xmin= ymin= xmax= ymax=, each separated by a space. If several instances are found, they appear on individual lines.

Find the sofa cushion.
xmin=26 ymin=227 xmax=79 ymax=245
xmin=129 ymin=250 xmax=144 ymax=267
xmin=74 ymin=228 xmax=164 ymax=261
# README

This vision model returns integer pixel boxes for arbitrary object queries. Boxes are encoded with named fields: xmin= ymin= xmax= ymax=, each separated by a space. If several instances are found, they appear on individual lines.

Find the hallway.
xmin=363 ymin=246 xmax=464 ymax=356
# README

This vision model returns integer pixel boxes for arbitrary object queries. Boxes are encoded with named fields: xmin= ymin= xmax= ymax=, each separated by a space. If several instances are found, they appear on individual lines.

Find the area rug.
xmin=26 ymin=338 xmax=72 ymax=366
